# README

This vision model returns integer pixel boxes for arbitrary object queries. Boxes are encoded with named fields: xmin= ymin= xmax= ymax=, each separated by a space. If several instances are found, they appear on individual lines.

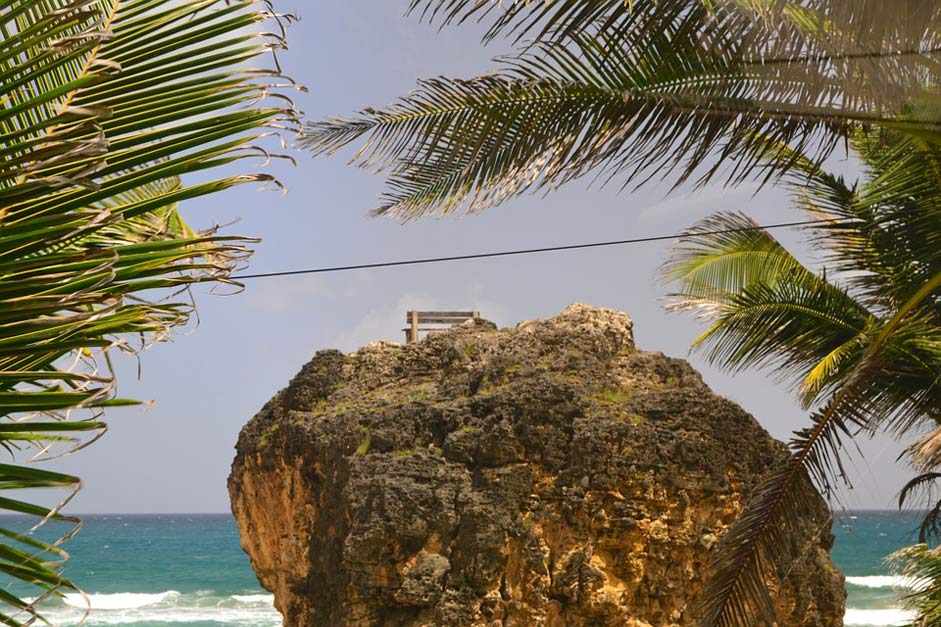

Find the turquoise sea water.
xmin=1 ymin=514 xmax=280 ymax=626
xmin=0 ymin=511 xmax=927 ymax=626
xmin=835 ymin=510 xmax=925 ymax=626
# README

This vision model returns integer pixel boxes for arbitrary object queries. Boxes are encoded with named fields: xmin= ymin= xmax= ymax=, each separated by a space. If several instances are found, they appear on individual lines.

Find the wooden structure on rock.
xmin=404 ymin=310 xmax=479 ymax=344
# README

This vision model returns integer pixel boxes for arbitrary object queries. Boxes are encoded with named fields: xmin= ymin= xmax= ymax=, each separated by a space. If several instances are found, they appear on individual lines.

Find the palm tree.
xmin=303 ymin=2 xmax=941 ymax=625
xmin=0 ymin=0 xmax=298 ymax=623
xmin=661 ymin=126 xmax=941 ymax=625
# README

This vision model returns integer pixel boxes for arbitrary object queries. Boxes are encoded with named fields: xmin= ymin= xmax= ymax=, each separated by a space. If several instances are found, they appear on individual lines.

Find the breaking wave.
xmin=25 ymin=590 xmax=280 ymax=626
xmin=845 ymin=575 xmax=928 ymax=590
xmin=844 ymin=607 xmax=918 ymax=626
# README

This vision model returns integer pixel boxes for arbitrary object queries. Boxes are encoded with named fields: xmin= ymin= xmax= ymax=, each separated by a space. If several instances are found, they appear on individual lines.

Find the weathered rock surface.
xmin=228 ymin=305 xmax=845 ymax=626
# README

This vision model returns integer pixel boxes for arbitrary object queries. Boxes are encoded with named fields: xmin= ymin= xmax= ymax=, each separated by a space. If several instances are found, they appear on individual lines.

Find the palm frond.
xmin=697 ymin=260 xmax=941 ymax=625
xmin=897 ymin=473 xmax=941 ymax=545
xmin=783 ymin=128 xmax=941 ymax=313
xmin=0 ymin=0 xmax=299 ymax=619
xmin=302 ymin=22 xmax=877 ymax=219
xmin=314 ymin=0 xmax=941 ymax=219
xmin=906 ymin=429 xmax=941 ymax=473
xmin=407 ymin=0 xmax=717 ymax=47
xmin=408 ymin=0 xmax=941 ymax=65
xmin=748 ymin=125 xmax=941 ymax=319
xmin=889 ymin=544 xmax=941 ymax=626
xmin=662 ymin=178 xmax=941 ymax=625
xmin=702 ymin=390 xmax=866 ymax=626
xmin=662 ymin=211 xmax=824 ymax=308
xmin=701 ymin=319 xmax=941 ymax=624
xmin=663 ymin=211 xmax=874 ymax=405
xmin=406 ymin=0 xmax=941 ymax=129
xmin=305 ymin=0 xmax=941 ymax=219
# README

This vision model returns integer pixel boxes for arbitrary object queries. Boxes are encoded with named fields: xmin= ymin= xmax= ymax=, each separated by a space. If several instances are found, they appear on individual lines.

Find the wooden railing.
xmin=404 ymin=310 xmax=480 ymax=343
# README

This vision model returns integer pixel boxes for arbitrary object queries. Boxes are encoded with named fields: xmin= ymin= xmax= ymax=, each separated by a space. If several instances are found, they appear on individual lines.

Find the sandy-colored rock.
xmin=229 ymin=304 xmax=845 ymax=626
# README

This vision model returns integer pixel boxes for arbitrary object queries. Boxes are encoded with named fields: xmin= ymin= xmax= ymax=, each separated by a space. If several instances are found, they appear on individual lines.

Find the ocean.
xmin=2 ymin=514 xmax=280 ymax=627
xmin=0 ymin=511 xmax=927 ymax=626
xmin=835 ymin=510 xmax=924 ymax=627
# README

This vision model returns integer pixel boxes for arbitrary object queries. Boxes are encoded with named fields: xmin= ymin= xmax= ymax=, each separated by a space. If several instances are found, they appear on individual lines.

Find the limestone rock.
xmin=228 ymin=304 xmax=845 ymax=626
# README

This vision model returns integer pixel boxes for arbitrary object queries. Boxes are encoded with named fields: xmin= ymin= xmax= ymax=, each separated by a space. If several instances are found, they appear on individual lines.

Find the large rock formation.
xmin=229 ymin=305 xmax=845 ymax=626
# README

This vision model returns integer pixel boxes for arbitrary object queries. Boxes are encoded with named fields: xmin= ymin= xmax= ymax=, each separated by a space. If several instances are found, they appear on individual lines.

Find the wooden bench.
xmin=404 ymin=310 xmax=480 ymax=344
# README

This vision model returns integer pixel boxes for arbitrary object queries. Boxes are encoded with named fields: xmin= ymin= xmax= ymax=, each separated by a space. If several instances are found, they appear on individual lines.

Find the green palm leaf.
xmin=889 ymin=544 xmax=941 ymax=626
xmin=308 ymin=0 xmax=941 ymax=219
xmin=660 ymin=130 xmax=941 ymax=622
xmin=303 ymin=25 xmax=871 ymax=219
xmin=663 ymin=211 xmax=874 ymax=405
xmin=0 ymin=0 xmax=298 ymax=620
xmin=766 ymin=127 xmax=941 ymax=312
xmin=699 ymin=312 xmax=941 ymax=625
xmin=409 ymin=0 xmax=941 ymax=65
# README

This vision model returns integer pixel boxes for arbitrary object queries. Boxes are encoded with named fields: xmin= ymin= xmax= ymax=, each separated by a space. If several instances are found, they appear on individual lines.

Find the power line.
xmin=231 ymin=215 xmax=855 ymax=281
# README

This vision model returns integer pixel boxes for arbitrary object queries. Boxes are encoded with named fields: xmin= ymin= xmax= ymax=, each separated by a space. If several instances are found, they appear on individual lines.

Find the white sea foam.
xmin=62 ymin=590 xmax=181 ymax=610
xmin=34 ymin=607 xmax=281 ymax=626
xmin=20 ymin=590 xmax=281 ymax=627
xmin=844 ymin=608 xmax=918 ymax=626
xmin=845 ymin=575 xmax=928 ymax=590
xmin=27 ymin=591 xmax=282 ymax=627
xmin=232 ymin=594 xmax=276 ymax=605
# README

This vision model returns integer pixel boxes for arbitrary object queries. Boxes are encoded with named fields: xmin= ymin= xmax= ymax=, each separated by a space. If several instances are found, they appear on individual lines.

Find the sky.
xmin=42 ymin=1 xmax=913 ymax=513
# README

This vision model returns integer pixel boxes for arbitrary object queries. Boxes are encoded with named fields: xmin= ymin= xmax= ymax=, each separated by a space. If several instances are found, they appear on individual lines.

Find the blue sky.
xmin=45 ymin=2 xmax=909 ymax=513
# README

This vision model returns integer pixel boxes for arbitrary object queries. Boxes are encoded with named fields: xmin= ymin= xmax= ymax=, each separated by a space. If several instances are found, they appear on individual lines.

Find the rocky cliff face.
xmin=228 ymin=305 xmax=845 ymax=627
